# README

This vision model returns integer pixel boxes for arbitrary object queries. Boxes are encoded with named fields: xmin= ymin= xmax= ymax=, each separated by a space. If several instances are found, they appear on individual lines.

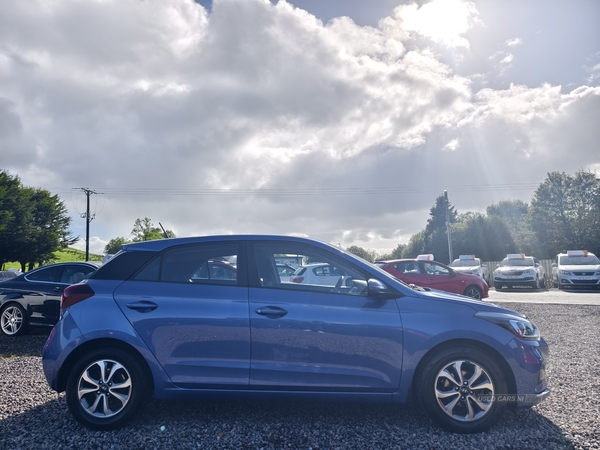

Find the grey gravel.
xmin=0 ymin=303 xmax=598 ymax=449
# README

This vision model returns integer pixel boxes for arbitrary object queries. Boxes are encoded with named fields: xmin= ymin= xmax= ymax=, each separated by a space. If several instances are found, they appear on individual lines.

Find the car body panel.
xmin=113 ymin=281 xmax=251 ymax=387
xmin=249 ymin=286 xmax=403 ymax=391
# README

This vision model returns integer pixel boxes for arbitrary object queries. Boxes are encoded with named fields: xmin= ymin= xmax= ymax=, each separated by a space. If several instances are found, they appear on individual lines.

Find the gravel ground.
xmin=0 ymin=303 xmax=598 ymax=449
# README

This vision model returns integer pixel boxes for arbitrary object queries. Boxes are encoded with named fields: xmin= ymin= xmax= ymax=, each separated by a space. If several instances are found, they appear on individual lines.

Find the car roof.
xmin=120 ymin=235 xmax=333 ymax=252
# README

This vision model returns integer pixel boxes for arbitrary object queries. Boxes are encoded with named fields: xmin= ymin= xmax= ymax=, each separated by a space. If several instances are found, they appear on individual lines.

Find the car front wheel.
xmin=0 ymin=303 xmax=28 ymax=336
xmin=66 ymin=348 xmax=149 ymax=430
xmin=463 ymin=285 xmax=483 ymax=300
xmin=418 ymin=346 xmax=508 ymax=433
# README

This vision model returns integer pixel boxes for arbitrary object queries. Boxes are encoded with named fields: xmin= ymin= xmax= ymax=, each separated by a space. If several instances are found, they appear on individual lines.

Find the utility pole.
xmin=444 ymin=190 xmax=453 ymax=264
xmin=74 ymin=188 xmax=101 ymax=261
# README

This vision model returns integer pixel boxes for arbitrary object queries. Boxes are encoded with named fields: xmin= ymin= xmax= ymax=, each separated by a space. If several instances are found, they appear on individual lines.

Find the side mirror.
xmin=368 ymin=278 xmax=389 ymax=297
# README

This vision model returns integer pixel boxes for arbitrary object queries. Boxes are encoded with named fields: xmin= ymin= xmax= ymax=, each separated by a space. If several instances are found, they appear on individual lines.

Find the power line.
xmin=51 ymin=183 xmax=540 ymax=198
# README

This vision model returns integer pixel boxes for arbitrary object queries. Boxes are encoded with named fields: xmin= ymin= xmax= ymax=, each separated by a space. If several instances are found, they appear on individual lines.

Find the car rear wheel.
xmin=418 ymin=346 xmax=507 ymax=433
xmin=463 ymin=285 xmax=483 ymax=300
xmin=66 ymin=348 xmax=149 ymax=430
xmin=0 ymin=303 xmax=28 ymax=336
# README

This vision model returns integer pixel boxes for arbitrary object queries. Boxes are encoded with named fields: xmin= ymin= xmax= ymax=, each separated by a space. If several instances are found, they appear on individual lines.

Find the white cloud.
xmin=383 ymin=0 xmax=479 ymax=48
xmin=505 ymin=38 xmax=522 ymax=47
xmin=1 ymin=0 xmax=599 ymax=252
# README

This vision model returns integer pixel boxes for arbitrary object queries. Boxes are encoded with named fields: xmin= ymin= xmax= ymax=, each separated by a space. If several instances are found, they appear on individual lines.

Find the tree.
xmin=346 ymin=245 xmax=378 ymax=263
xmin=451 ymin=213 xmax=516 ymax=261
xmin=103 ymin=218 xmax=175 ymax=255
xmin=378 ymin=243 xmax=405 ymax=261
xmin=486 ymin=199 xmax=535 ymax=255
xmin=402 ymin=230 xmax=427 ymax=258
xmin=104 ymin=237 xmax=131 ymax=255
xmin=529 ymin=170 xmax=600 ymax=257
xmin=131 ymin=217 xmax=175 ymax=242
xmin=422 ymin=194 xmax=458 ymax=263
xmin=0 ymin=170 xmax=77 ymax=270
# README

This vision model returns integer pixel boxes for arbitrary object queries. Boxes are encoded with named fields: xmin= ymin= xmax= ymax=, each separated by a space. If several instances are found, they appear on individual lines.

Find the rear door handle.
xmin=126 ymin=301 xmax=158 ymax=312
xmin=255 ymin=306 xmax=288 ymax=318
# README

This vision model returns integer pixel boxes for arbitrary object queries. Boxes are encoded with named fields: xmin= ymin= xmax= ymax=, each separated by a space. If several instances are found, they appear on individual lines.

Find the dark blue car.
xmin=42 ymin=235 xmax=549 ymax=433
xmin=0 ymin=262 xmax=100 ymax=336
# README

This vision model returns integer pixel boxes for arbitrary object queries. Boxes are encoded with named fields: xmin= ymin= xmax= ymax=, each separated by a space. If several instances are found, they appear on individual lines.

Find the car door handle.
xmin=53 ymin=287 xmax=64 ymax=292
xmin=255 ymin=306 xmax=288 ymax=317
xmin=126 ymin=301 xmax=158 ymax=312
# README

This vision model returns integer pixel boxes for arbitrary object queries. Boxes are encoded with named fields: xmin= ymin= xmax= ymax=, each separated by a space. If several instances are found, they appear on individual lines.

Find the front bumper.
xmin=559 ymin=276 xmax=600 ymax=288
xmin=494 ymin=276 xmax=535 ymax=287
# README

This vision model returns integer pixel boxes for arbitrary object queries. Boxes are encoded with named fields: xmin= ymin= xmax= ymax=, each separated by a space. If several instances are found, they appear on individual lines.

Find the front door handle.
xmin=126 ymin=301 xmax=158 ymax=313
xmin=255 ymin=306 xmax=288 ymax=318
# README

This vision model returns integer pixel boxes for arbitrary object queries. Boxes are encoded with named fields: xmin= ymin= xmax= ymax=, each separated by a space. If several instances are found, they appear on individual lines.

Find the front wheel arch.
xmin=412 ymin=339 xmax=516 ymax=409
xmin=414 ymin=343 xmax=511 ymax=433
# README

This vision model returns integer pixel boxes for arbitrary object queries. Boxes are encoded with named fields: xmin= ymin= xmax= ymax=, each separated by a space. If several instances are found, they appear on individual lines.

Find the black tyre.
xmin=0 ymin=303 xmax=29 ymax=336
xmin=463 ymin=285 xmax=483 ymax=300
xmin=66 ymin=348 xmax=149 ymax=430
xmin=418 ymin=346 xmax=508 ymax=433
xmin=541 ymin=276 xmax=547 ymax=289
xmin=494 ymin=282 xmax=503 ymax=291
xmin=532 ymin=277 xmax=540 ymax=290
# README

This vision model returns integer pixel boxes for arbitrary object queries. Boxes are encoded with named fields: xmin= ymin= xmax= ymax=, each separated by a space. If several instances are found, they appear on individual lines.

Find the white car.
xmin=450 ymin=255 xmax=490 ymax=284
xmin=552 ymin=250 xmax=600 ymax=289
xmin=291 ymin=263 xmax=346 ymax=287
xmin=494 ymin=254 xmax=547 ymax=290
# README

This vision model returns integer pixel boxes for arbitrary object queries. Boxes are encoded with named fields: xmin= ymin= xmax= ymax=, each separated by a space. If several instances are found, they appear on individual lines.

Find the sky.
xmin=1 ymin=0 xmax=599 ymax=255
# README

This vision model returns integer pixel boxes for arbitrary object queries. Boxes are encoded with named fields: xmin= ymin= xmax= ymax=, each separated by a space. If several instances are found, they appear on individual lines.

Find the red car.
xmin=375 ymin=255 xmax=489 ymax=299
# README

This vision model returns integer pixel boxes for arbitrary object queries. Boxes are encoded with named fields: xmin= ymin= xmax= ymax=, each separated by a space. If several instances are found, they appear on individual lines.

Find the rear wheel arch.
xmin=57 ymin=338 xmax=153 ymax=395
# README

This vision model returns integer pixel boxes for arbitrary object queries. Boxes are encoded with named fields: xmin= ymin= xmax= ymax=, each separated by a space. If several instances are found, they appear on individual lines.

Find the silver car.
xmin=552 ymin=250 xmax=600 ymax=289
xmin=450 ymin=255 xmax=490 ymax=284
xmin=494 ymin=254 xmax=546 ymax=290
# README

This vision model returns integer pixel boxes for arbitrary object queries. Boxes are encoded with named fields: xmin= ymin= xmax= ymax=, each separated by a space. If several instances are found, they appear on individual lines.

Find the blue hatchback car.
xmin=42 ymin=235 xmax=549 ymax=433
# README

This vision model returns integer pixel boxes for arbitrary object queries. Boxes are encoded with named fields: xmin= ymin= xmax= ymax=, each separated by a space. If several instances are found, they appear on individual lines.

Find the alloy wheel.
xmin=434 ymin=360 xmax=495 ymax=422
xmin=1 ymin=305 xmax=24 ymax=336
xmin=77 ymin=359 xmax=132 ymax=418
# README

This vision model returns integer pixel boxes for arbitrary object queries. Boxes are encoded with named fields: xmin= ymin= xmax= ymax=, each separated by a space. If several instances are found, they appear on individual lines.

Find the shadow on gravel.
xmin=0 ymin=397 xmax=575 ymax=449
xmin=0 ymin=327 xmax=50 ymax=358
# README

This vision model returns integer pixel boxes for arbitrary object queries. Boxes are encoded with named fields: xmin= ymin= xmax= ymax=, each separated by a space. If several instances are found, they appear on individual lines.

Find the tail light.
xmin=292 ymin=277 xmax=304 ymax=283
xmin=61 ymin=283 xmax=95 ymax=310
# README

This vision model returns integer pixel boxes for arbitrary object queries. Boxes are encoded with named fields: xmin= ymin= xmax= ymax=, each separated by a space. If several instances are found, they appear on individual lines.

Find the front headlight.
xmin=475 ymin=312 xmax=540 ymax=341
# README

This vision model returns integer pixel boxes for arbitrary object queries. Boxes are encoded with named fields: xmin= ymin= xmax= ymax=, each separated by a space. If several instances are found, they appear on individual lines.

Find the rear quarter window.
xmin=90 ymin=251 xmax=157 ymax=280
